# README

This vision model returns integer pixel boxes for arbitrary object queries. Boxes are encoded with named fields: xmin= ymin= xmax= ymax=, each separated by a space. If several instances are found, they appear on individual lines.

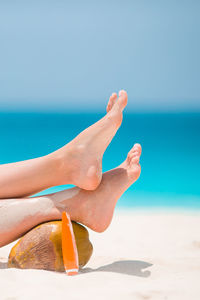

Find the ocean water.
xmin=0 ymin=112 xmax=200 ymax=209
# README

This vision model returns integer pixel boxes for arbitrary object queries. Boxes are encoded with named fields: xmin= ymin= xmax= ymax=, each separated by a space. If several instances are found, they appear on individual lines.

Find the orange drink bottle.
xmin=62 ymin=211 xmax=79 ymax=275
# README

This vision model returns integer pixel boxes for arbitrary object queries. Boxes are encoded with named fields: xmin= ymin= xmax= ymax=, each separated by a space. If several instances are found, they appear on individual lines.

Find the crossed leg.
xmin=0 ymin=144 xmax=141 ymax=247
xmin=0 ymin=91 xmax=127 ymax=199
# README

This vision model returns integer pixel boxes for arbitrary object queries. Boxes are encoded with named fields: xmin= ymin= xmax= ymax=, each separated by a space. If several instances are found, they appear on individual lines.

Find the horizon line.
xmin=0 ymin=109 xmax=200 ymax=114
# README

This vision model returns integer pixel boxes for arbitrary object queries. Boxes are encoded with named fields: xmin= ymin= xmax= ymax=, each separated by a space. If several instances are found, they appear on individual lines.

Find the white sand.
xmin=1 ymin=209 xmax=200 ymax=300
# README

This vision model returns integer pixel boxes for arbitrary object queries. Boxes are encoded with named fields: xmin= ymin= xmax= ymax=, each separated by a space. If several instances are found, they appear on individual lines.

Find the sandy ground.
xmin=0 ymin=209 xmax=200 ymax=300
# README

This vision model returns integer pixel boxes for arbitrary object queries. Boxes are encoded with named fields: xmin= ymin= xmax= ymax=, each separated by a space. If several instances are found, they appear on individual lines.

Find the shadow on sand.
xmin=0 ymin=259 xmax=153 ymax=277
xmin=80 ymin=260 xmax=153 ymax=277
xmin=0 ymin=261 xmax=8 ymax=269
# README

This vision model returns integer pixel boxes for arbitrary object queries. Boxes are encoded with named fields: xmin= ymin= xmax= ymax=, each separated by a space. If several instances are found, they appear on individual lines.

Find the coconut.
xmin=8 ymin=221 xmax=93 ymax=272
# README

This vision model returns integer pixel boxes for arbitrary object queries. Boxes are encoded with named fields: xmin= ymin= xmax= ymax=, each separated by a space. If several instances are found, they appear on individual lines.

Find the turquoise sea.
xmin=0 ymin=112 xmax=200 ymax=210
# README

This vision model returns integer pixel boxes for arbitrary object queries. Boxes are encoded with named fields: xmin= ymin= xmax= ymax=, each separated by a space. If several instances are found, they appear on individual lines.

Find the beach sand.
xmin=0 ymin=210 xmax=200 ymax=300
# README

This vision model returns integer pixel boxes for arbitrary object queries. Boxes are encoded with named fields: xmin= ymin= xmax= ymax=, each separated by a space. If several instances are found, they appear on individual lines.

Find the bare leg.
xmin=0 ymin=91 xmax=127 ymax=199
xmin=0 ymin=144 xmax=141 ymax=247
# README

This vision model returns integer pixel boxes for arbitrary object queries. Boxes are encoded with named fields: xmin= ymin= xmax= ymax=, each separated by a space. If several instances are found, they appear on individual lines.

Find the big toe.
xmin=117 ymin=90 xmax=128 ymax=110
xmin=106 ymin=92 xmax=118 ymax=113
xmin=129 ymin=143 xmax=142 ymax=156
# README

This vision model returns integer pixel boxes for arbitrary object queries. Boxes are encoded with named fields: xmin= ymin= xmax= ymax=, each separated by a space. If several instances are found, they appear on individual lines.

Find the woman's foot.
xmin=53 ymin=90 xmax=128 ymax=190
xmin=0 ymin=144 xmax=141 ymax=247
xmin=51 ymin=144 xmax=142 ymax=233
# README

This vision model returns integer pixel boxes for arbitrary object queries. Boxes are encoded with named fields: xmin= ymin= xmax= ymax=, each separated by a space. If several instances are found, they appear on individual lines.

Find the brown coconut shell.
xmin=8 ymin=221 xmax=93 ymax=272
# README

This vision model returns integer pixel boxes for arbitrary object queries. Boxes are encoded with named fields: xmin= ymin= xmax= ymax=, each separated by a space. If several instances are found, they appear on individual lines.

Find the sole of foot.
xmin=75 ymin=143 xmax=142 ymax=233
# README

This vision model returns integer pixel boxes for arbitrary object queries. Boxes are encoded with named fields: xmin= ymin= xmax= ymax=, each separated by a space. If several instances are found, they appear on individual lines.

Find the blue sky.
xmin=0 ymin=0 xmax=200 ymax=111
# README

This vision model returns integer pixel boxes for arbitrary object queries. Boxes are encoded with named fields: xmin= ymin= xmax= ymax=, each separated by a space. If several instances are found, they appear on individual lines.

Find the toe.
xmin=129 ymin=143 xmax=142 ymax=156
xmin=117 ymin=90 xmax=128 ymax=110
xmin=119 ymin=90 xmax=127 ymax=97
xmin=128 ymin=152 xmax=140 ymax=163
xmin=134 ymin=143 xmax=142 ymax=154
xmin=106 ymin=92 xmax=117 ymax=113
xmin=133 ymin=143 xmax=142 ymax=154
xmin=131 ymin=155 xmax=140 ymax=164
xmin=127 ymin=151 xmax=139 ymax=165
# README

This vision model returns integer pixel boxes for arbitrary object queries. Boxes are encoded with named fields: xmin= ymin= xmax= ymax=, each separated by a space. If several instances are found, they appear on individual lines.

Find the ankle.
xmin=47 ymin=151 xmax=70 ymax=186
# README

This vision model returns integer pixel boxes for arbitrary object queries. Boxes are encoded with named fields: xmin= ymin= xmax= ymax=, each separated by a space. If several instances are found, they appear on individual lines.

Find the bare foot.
xmin=51 ymin=144 xmax=141 ymax=233
xmin=53 ymin=90 xmax=128 ymax=190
